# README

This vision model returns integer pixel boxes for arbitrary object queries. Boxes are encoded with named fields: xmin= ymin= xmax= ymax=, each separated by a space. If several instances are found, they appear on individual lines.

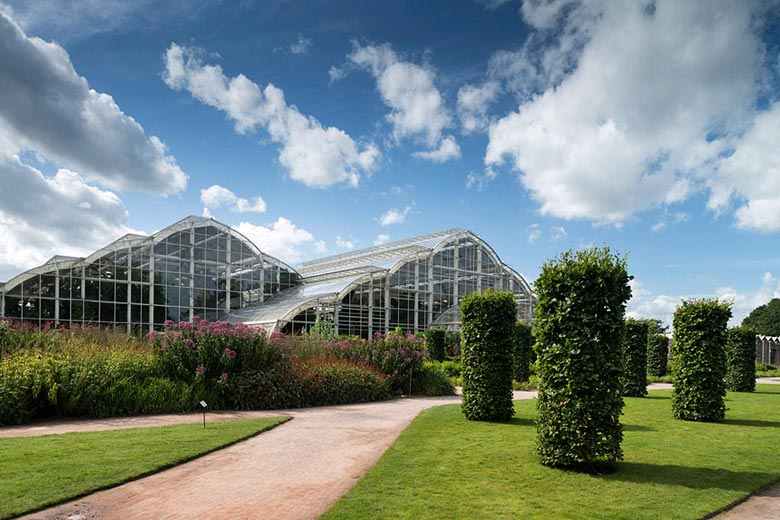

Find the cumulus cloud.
xmin=289 ymin=34 xmax=312 ymax=55
xmin=374 ymin=234 xmax=391 ymax=246
xmin=200 ymin=185 xmax=266 ymax=215
xmin=527 ymin=224 xmax=542 ymax=244
xmin=0 ymin=12 xmax=187 ymax=195
xmin=0 ymin=155 xmax=133 ymax=280
xmin=457 ymin=81 xmax=500 ymax=134
xmin=164 ymin=43 xmax=379 ymax=188
xmin=347 ymin=42 xmax=459 ymax=162
xmin=328 ymin=66 xmax=346 ymax=84
xmin=233 ymin=218 xmax=317 ymax=263
xmin=379 ymin=206 xmax=412 ymax=226
xmin=628 ymin=273 xmax=780 ymax=328
xmin=412 ymin=136 xmax=461 ymax=162
xmin=336 ymin=236 xmax=356 ymax=249
xmin=483 ymin=1 xmax=773 ymax=226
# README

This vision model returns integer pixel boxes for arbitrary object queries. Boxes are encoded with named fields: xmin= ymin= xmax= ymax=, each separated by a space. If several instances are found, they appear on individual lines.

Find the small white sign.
xmin=200 ymin=401 xmax=208 ymax=408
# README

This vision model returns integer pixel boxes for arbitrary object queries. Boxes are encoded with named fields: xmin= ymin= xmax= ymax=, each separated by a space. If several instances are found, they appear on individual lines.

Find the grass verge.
xmin=0 ymin=416 xmax=290 ymax=519
xmin=323 ymin=386 xmax=780 ymax=520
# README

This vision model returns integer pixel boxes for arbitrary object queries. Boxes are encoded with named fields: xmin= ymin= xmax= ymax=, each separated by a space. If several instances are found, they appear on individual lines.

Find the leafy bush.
xmin=741 ymin=298 xmax=780 ymax=336
xmin=444 ymin=331 xmax=461 ymax=359
xmin=647 ymin=322 xmax=669 ymax=377
xmin=424 ymin=328 xmax=447 ymax=362
xmin=461 ymin=290 xmax=516 ymax=422
xmin=671 ymin=299 xmax=731 ymax=422
xmin=622 ymin=319 xmax=648 ymax=397
xmin=513 ymin=321 xmax=534 ymax=383
xmin=411 ymin=362 xmax=456 ymax=396
xmin=436 ymin=359 xmax=462 ymax=378
xmin=296 ymin=358 xmax=390 ymax=405
xmin=534 ymin=247 xmax=631 ymax=469
xmin=226 ymin=366 xmax=300 ymax=410
xmin=725 ymin=326 xmax=757 ymax=393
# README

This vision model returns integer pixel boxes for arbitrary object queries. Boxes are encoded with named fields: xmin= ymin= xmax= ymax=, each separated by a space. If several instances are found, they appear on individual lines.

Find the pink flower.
xmin=163 ymin=319 xmax=174 ymax=326
xmin=195 ymin=365 xmax=206 ymax=376
xmin=221 ymin=372 xmax=229 ymax=383
xmin=223 ymin=348 xmax=237 ymax=360
xmin=405 ymin=357 xmax=412 ymax=364
xmin=184 ymin=339 xmax=194 ymax=348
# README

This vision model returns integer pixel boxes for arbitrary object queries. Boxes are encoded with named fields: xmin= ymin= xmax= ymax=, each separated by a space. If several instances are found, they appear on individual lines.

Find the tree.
xmin=534 ymin=247 xmax=631 ymax=469
xmin=725 ymin=326 xmax=756 ymax=392
xmin=622 ymin=319 xmax=648 ymax=397
xmin=461 ymin=290 xmax=516 ymax=422
xmin=742 ymin=298 xmax=780 ymax=336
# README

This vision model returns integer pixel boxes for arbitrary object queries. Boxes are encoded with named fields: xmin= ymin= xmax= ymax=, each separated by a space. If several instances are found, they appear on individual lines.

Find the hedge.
xmin=425 ymin=328 xmax=447 ymax=362
xmin=534 ymin=247 xmax=631 ymax=469
xmin=725 ymin=326 xmax=756 ymax=393
xmin=513 ymin=321 xmax=534 ymax=383
xmin=622 ymin=320 xmax=648 ymax=397
xmin=647 ymin=331 xmax=669 ymax=377
xmin=460 ymin=290 xmax=516 ymax=422
xmin=671 ymin=299 xmax=731 ymax=422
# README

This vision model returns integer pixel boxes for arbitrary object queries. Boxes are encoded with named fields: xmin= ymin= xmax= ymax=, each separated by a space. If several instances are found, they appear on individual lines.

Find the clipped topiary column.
xmin=647 ymin=331 xmax=669 ymax=377
xmin=725 ymin=326 xmax=757 ymax=393
xmin=671 ymin=299 xmax=731 ymax=422
xmin=461 ymin=289 xmax=516 ymax=422
xmin=535 ymin=247 xmax=631 ymax=469
xmin=513 ymin=321 xmax=534 ymax=383
xmin=425 ymin=328 xmax=447 ymax=362
xmin=622 ymin=319 xmax=648 ymax=397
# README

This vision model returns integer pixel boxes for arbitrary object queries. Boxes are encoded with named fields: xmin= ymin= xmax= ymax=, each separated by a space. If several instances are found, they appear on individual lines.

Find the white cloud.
xmin=379 ymin=206 xmax=412 ymax=226
xmin=0 ymin=12 xmax=187 ymax=195
xmin=0 ymin=155 xmax=133 ymax=280
xmin=412 ymin=135 xmax=461 ymax=162
xmin=336 ymin=236 xmax=356 ymax=249
xmin=289 ymin=34 xmax=312 ymax=55
xmin=549 ymin=226 xmax=567 ymax=240
xmin=374 ymin=234 xmax=391 ymax=246
xmin=328 ymin=66 xmax=346 ymax=84
xmin=485 ymin=1 xmax=773 ymax=227
xmin=527 ymin=224 xmax=542 ymax=244
xmin=164 ymin=43 xmax=380 ymax=188
xmin=233 ymin=217 xmax=316 ymax=263
xmin=347 ymin=42 xmax=459 ymax=162
xmin=466 ymin=168 xmax=498 ymax=191
xmin=457 ymin=81 xmax=500 ymax=134
xmin=627 ymin=273 xmax=780 ymax=328
xmin=200 ymin=184 xmax=266 ymax=214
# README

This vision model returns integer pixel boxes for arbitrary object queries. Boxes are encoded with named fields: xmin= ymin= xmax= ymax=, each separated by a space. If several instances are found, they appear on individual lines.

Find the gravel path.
xmin=3 ymin=384 xmax=776 ymax=519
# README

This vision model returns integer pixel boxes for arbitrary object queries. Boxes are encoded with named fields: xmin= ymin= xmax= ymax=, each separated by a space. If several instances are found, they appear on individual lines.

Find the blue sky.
xmin=0 ymin=0 xmax=779 ymax=326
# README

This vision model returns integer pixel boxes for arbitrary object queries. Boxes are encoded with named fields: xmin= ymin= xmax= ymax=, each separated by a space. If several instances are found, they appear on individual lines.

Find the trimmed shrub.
xmin=460 ymin=289 xmax=516 ymax=422
xmin=513 ymin=321 xmax=534 ymax=383
xmin=534 ymin=247 xmax=631 ymax=469
xmin=671 ymin=299 xmax=731 ymax=422
xmin=296 ymin=359 xmax=390 ymax=406
xmin=725 ymin=326 xmax=757 ymax=393
xmin=622 ymin=319 xmax=648 ymax=397
xmin=411 ymin=362 xmax=457 ymax=396
xmin=425 ymin=328 xmax=447 ymax=362
xmin=647 ymin=332 xmax=669 ymax=377
xmin=444 ymin=331 xmax=461 ymax=359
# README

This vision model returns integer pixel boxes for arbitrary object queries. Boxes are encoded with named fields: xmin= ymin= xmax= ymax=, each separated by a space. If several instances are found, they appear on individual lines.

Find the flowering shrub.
xmin=320 ymin=331 xmax=426 ymax=393
xmin=296 ymin=358 xmax=390 ymax=406
xmin=150 ymin=318 xmax=289 ymax=404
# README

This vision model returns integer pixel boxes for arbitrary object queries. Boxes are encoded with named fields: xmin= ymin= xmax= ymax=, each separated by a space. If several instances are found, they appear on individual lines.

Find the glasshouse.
xmin=0 ymin=216 xmax=535 ymax=337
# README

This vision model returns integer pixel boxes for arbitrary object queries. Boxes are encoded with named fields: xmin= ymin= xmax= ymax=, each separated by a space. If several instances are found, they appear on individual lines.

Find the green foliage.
xmin=297 ymin=359 xmax=391 ymax=406
xmin=622 ymin=319 xmax=649 ymax=397
xmin=671 ymin=299 xmax=731 ymax=422
xmin=309 ymin=315 xmax=336 ymax=340
xmin=646 ymin=320 xmax=669 ymax=377
xmin=725 ymin=326 xmax=757 ymax=393
xmin=534 ymin=247 xmax=631 ymax=469
xmin=444 ymin=331 xmax=461 ymax=358
xmin=424 ymin=328 xmax=447 ymax=362
xmin=435 ymin=359 xmax=461 ymax=378
xmin=741 ymin=297 xmax=780 ymax=335
xmin=411 ymin=362 xmax=457 ymax=396
xmin=460 ymin=290 xmax=516 ymax=422
xmin=512 ymin=321 xmax=533 ymax=383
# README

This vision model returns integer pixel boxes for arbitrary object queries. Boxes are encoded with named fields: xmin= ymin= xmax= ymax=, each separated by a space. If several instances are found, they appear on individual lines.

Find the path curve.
xmin=4 ymin=385 xmax=776 ymax=520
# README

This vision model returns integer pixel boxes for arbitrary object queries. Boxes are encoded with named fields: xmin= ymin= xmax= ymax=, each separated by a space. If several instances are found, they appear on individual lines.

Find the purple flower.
xmin=195 ymin=365 xmax=206 ymax=376
xmin=223 ymin=348 xmax=237 ymax=360
xmin=184 ymin=339 xmax=195 ymax=348
xmin=405 ymin=357 xmax=412 ymax=364
xmin=163 ymin=319 xmax=174 ymax=326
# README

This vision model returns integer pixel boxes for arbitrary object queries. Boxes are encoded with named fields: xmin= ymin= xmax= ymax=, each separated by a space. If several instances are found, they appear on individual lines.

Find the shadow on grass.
xmin=622 ymin=423 xmax=656 ymax=432
xmin=606 ymin=462 xmax=776 ymax=491
xmin=642 ymin=394 xmax=671 ymax=400
xmin=721 ymin=418 xmax=780 ymax=428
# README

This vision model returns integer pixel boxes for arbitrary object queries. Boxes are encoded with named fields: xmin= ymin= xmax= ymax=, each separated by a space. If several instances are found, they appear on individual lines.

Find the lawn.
xmin=0 ymin=416 xmax=290 ymax=519
xmin=323 ymin=386 xmax=780 ymax=520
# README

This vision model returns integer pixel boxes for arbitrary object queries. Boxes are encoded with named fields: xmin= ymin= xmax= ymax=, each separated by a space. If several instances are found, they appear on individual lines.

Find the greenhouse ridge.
xmin=0 ymin=216 xmax=534 ymax=336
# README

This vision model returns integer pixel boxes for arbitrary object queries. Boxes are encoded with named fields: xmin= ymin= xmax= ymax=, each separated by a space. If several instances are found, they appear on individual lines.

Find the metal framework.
xmin=0 ymin=219 xmax=536 ymax=337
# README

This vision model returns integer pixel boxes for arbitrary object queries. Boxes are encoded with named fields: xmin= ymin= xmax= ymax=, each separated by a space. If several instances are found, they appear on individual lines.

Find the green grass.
xmin=323 ymin=386 xmax=780 ymax=520
xmin=0 ymin=416 xmax=290 ymax=519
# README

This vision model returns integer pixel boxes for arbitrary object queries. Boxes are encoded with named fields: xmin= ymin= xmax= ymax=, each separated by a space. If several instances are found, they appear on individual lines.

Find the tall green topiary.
xmin=461 ymin=290 xmax=516 ymax=422
xmin=622 ymin=319 xmax=648 ymax=397
xmin=671 ymin=299 xmax=731 ymax=422
xmin=513 ymin=321 xmax=534 ymax=383
xmin=425 ymin=328 xmax=447 ymax=362
xmin=534 ymin=247 xmax=631 ymax=469
xmin=725 ymin=326 xmax=757 ymax=393
xmin=646 ymin=320 xmax=669 ymax=377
